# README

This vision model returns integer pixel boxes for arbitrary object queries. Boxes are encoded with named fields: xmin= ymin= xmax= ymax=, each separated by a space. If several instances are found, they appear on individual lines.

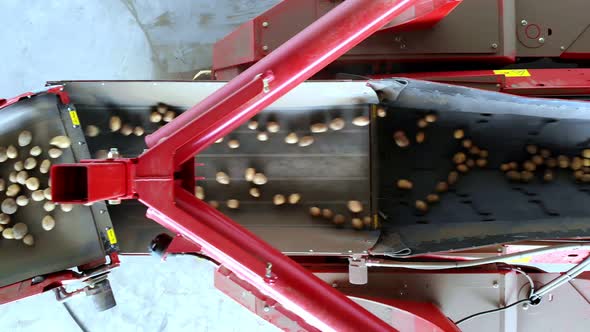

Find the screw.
xmin=491 ymin=43 xmax=498 ymax=49
xmin=521 ymin=20 xmax=528 ymax=26
xmin=309 ymin=249 xmax=314 ymax=253
xmin=262 ymin=45 xmax=269 ymax=51
xmin=538 ymin=37 xmax=545 ymax=44
xmin=78 ymin=141 xmax=85 ymax=145
xmin=492 ymin=281 xmax=499 ymax=288
xmin=560 ymin=46 xmax=565 ymax=51
xmin=332 ymin=282 xmax=338 ymax=288
xmin=522 ymin=302 xmax=529 ymax=310
xmin=107 ymin=148 xmax=120 ymax=159
xmin=394 ymin=36 xmax=402 ymax=42
xmin=265 ymin=262 xmax=272 ymax=278
xmin=400 ymin=44 xmax=406 ymax=49
xmin=262 ymin=21 xmax=269 ymax=28
xmin=263 ymin=305 xmax=270 ymax=312
xmin=99 ymin=209 xmax=106 ymax=214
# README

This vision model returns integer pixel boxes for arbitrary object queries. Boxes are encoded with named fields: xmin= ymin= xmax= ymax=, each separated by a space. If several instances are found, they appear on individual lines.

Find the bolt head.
xmin=521 ymin=19 xmax=528 ymax=26
xmin=560 ymin=46 xmax=565 ymax=51
xmin=262 ymin=45 xmax=269 ymax=51
xmin=491 ymin=43 xmax=498 ymax=49
xmin=538 ymin=37 xmax=545 ymax=44
xmin=522 ymin=302 xmax=530 ymax=310
xmin=262 ymin=21 xmax=269 ymax=27
xmin=263 ymin=306 xmax=270 ymax=312
xmin=492 ymin=281 xmax=499 ymax=288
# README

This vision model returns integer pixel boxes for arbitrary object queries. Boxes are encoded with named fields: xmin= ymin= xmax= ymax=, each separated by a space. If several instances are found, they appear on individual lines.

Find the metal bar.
xmin=143 ymin=0 xmax=419 ymax=167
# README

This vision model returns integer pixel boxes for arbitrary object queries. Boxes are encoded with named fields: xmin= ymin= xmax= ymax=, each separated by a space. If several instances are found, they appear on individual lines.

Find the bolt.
xmin=265 ymin=262 xmax=272 ymax=278
xmin=560 ymin=46 xmax=565 ymax=51
xmin=521 ymin=20 xmax=528 ymax=26
xmin=99 ymin=209 xmax=106 ymax=214
xmin=331 ymin=282 xmax=338 ymax=288
xmin=522 ymin=302 xmax=530 ymax=310
xmin=538 ymin=37 xmax=545 ymax=44
xmin=347 ymin=250 xmax=353 ymax=253
xmin=491 ymin=43 xmax=498 ymax=49
xmin=262 ymin=21 xmax=269 ymax=28
xmin=263 ymin=305 xmax=270 ymax=312
xmin=107 ymin=148 xmax=120 ymax=159
xmin=399 ymin=44 xmax=406 ymax=49
xmin=492 ymin=281 xmax=499 ymax=288
xmin=108 ymin=199 xmax=121 ymax=205
xmin=308 ymin=249 xmax=314 ymax=253
xmin=78 ymin=141 xmax=85 ymax=145
xmin=394 ymin=36 xmax=402 ymax=42
xmin=262 ymin=45 xmax=269 ymax=51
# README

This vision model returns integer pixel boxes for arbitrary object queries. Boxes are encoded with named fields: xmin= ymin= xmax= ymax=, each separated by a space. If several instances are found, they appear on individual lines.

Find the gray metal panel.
xmin=0 ymin=95 xmax=106 ymax=287
xmin=62 ymin=81 xmax=379 ymax=255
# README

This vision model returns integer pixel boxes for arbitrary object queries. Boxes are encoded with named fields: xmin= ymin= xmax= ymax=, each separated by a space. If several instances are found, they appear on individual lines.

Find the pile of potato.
xmin=1 ymin=131 xmax=73 ymax=246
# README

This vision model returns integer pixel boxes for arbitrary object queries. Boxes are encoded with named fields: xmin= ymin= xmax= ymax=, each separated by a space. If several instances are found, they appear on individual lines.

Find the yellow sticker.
xmin=507 ymin=256 xmax=532 ymax=264
xmin=493 ymin=69 xmax=531 ymax=77
xmin=69 ymin=109 xmax=80 ymax=126
xmin=107 ymin=228 xmax=118 ymax=245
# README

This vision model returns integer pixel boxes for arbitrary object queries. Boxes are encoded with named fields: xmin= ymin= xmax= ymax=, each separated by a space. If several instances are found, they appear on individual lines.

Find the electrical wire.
xmin=63 ymin=301 xmax=90 ymax=332
xmin=512 ymin=267 xmax=535 ymax=298
xmin=455 ymin=299 xmax=531 ymax=325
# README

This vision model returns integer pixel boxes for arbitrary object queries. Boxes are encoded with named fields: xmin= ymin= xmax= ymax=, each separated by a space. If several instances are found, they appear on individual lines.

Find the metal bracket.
xmin=349 ymin=256 xmax=368 ymax=285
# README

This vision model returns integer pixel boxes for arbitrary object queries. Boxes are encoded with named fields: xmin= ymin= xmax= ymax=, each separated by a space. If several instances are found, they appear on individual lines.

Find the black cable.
xmin=455 ymin=298 xmax=531 ymax=325
xmin=63 ymin=301 xmax=90 ymax=332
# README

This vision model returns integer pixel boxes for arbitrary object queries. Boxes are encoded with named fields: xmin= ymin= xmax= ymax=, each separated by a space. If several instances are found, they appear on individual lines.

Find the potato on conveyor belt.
xmin=18 ymin=130 xmax=32 ymax=147
xmin=49 ymin=135 xmax=71 ymax=149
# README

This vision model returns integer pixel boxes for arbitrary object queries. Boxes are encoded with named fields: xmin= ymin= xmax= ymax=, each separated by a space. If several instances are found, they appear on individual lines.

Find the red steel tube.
xmin=145 ymin=0 xmax=419 ymax=163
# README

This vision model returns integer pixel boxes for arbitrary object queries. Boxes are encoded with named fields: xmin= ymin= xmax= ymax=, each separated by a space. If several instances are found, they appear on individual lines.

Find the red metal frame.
xmin=51 ymin=1 xmax=465 ymax=331
xmin=0 ymin=85 xmax=70 ymax=110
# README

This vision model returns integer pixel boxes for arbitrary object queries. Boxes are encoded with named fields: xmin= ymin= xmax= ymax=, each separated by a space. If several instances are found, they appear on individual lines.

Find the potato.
xmin=249 ymin=187 xmax=261 ymax=198
xmin=8 ymin=171 xmax=16 ymax=183
xmin=244 ymin=168 xmax=256 ymax=182
xmin=208 ymin=200 xmax=219 ymax=209
xmin=333 ymin=214 xmax=346 ymax=225
xmin=42 ymin=215 xmax=55 ymax=231
xmin=321 ymin=208 xmax=333 ymax=219
xmin=163 ymin=111 xmax=176 ymax=122
xmin=532 ymin=155 xmax=544 ymax=166
xmin=583 ymin=149 xmax=590 ymax=159
xmin=453 ymin=129 xmax=465 ymax=139
xmin=351 ymin=218 xmax=364 ymax=230
xmin=363 ymin=216 xmax=373 ymax=227
xmin=466 ymin=159 xmax=475 ymax=168
xmin=526 ymin=144 xmax=538 ymax=155
xmin=284 ymin=133 xmax=299 ymax=144
xmin=25 ymin=177 xmax=39 ymax=191
xmin=252 ymin=173 xmax=268 ymax=185
xmin=288 ymin=193 xmax=301 ymax=204
xmin=424 ymin=114 xmax=437 ymax=123
xmin=256 ymin=131 xmax=269 ymax=142
xmin=2 ymin=228 xmax=14 ymax=239
xmin=540 ymin=149 xmax=551 ymax=158
xmin=415 ymin=131 xmax=425 ymax=144
xmin=215 ymin=172 xmax=230 ymax=185
xmin=0 ymin=147 xmax=7 ymax=162
xmin=43 ymin=201 xmax=56 ymax=212
xmin=247 ymin=120 xmax=258 ymax=130
xmin=156 ymin=103 xmax=168 ymax=114
xmin=16 ymin=195 xmax=29 ymax=207
xmin=82 ymin=125 xmax=99 ymax=138
xmin=310 ymin=123 xmax=328 ymax=133
xmin=347 ymin=200 xmax=363 ymax=213
xmin=267 ymin=121 xmax=280 ymax=133
xmin=417 ymin=119 xmax=428 ymax=128
xmin=352 ymin=116 xmax=370 ymax=127
xmin=557 ymin=155 xmax=570 ymax=169
xmin=476 ymin=159 xmax=488 ymax=168
xmin=149 ymin=112 xmax=162 ymax=123
xmin=309 ymin=206 xmax=321 ymax=217
xmin=448 ymin=171 xmax=459 ymax=185
xmin=479 ymin=150 xmax=489 ymax=158
xmin=226 ymin=199 xmax=239 ymax=209
xmin=453 ymin=152 xmax=466 ymax=164
xmin=584 ymin=159 xmax=590 ymax=167
xmin=43 ymin=188 xmax=51 ymax=200
xmin=506 ymin=170 xmax=521 ymax=181
xmin=133 ymin=126 xmax=145 ymax=136
xmin=24 ymin=157 xmax=36 ymax=170
xmin=49 ymin=135 xmax=71 ymax=149
xmin=469 ymin=146 xmax=480 ymax=155
xmin=543 ymin=170 xmax=554 ymax=182
xmin=7 ymin=145 xmax=18 ymax=159
xmin=0 ymin=214 xmax=10 ymax=225
xmin=48 ymin=148 xmax=63 ymax=159
xmin=227 ymin=139 xmax=240 ymax=149
xmin=376 ymin=108 xmax=387 ymax=118
xmin=195 ymin=186 xmax=204 ymax=200
xmin=500 ymin=163 xmax=510 ymax=172
xmin=426 ymin=194 xmax=440 ymax=203
xmin=23 ymin=234 xmax=34 ymax=246
xmin=393 ymin=131 xmax=409 ymax=148
xmin=397 ymin=179 xmax=413 ymax=190
xmin=18 ymin=130 xmax=32 ymax=147
xmin=39 ymin=159 xmax=51 ymax=174
xmin=12 ymin=222 xmax=28 ymax=240
xmin=462 ymin=139 xmax=472 ymax=149
xmin=415 ymin=200 xmax=428 ymax=212
xmin=508 ymin=162 xmax=519 ymax=170
xmin=109 ymin=116 xmax=122 ymax=132
xmin=457 ymin=164 xmax=469 ymax=173
xmin=298 ymin=136 xmax=314 ymax=147
xmin=6 ymin=184 xmax=20 ymax=197
xmin=95 ymin=150 xmax=108 ymax=159
xmin=215 ymin=137 xmax=224 ymax=144
xmin=0 ymin=178 xmax=4 ymax=192
xmin=521 ymin=171 xmax=534 ymax=183
xmin=571 ymin=157 xmax=583 ymax=170
xmin=273 ymin=194 xmax=286 ymax=206
xmin=60 ymin=203 xmax=73 ymax=212
xmin=13 ymin=161 xmax=24 ymax=171
xmin=435 ymin=181 xmax=448 ymax=193
xmin=120 ymin=124 xmax=133 ymax=136
xmin=329 ymin=118 xmax=345 ymax=131
xmin=545 ymin=158 xmax=557 ymax=168
xmin=31 ymin=190 xmax=45 ymax=202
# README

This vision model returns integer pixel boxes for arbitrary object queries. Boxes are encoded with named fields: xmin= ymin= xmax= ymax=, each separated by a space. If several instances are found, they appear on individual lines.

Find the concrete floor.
xmin=0 ymin=1 xmax=280 ymax=331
